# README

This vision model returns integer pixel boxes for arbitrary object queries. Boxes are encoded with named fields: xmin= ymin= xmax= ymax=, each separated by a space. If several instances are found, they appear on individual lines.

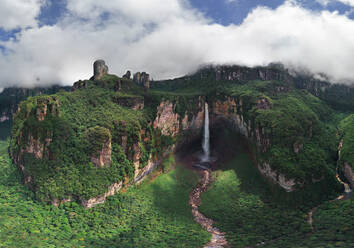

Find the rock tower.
xmin=93 ymin=60 xmax=108 ymax=80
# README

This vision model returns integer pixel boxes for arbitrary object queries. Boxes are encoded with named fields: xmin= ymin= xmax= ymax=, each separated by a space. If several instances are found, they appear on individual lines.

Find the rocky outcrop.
xmin=13 ymin=96 xmax=59 ymax=164
xmin=133 ymin=72 xmax=150 ymax=89
xmin=81 ymin=182 xmax=123 ymax=208
xmin=93 ymin=60 xmax=108 ymax=80
xmin=258 ymin=163 xmax=297 ymax=192
xmin=153 ymin=98 xmax=205 ymax=137
xmin=113 ymin=96 xmax=144 ymax=110
xmin=51 ymin=196 xmax=73 ymax=207
xmin=123 ymin=70 xmax=131 ymax=79
xmin=36 ymin=96 xmax=60 ymax=121
xmin=91 ymin=139 xmax=112 ymax=168
xmin=196 ymin=65 xmax=292 ymax=84
xmin=343 ymin=163 xmax=354 ymax=189
xmin=154 ymin=101 xmax=181 ymax=136
xmin=211 ymin=97 xmax=250 ymax=138
xmin=72 ymin=80 xmax=89 ymax=91
xmin=24 ymin=134 xmax=52 ymax=159
xmin=87 ymin=127 xmax=112 ymax=168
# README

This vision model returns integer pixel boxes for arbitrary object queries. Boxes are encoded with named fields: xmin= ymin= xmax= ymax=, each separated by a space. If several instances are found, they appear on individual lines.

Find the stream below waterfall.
xmin=308 ymin=165 xmax=352 ymax=230
xmin=189 ymin=169 xmax=228 ymax=248
xmin=189 ymin=102 xmax=228 ymax=247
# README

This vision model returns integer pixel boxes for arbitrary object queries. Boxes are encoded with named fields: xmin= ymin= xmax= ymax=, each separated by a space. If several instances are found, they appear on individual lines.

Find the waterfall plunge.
xmin=202 ymin=102 xmax=210 ymax=162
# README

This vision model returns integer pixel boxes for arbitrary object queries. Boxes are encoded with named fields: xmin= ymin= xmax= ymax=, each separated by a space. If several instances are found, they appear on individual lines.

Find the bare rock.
xmin=72 ymin=80 xmax=89 ymax=91
xmin=153 ymin=100 xmax=180 ymax=136
xmin=258 ymin=162 xmax=297 ymax=192
xmin=87 ymin=126 xmax=112 ymax=168
xmin=81 ymin=182 xmax=123 ymax=208
xmin=123 ymin=70 xmax=131 ymax=79
xmin=133 ymin=72 xmax=150 ymax=89
xmin=344 ymin=162 xmax=354 ymax=189
xmin=93 ymin=60 xmax=108 ymax=80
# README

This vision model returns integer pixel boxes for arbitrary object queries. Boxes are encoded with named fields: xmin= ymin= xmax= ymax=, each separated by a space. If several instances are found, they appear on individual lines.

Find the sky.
xmin=1 ymin=0 xmax=354 ymax=87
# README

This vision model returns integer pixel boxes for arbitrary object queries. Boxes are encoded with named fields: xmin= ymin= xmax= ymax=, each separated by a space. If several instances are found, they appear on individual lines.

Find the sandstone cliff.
xmin=10 ymin=61 xmax=341 ymax=206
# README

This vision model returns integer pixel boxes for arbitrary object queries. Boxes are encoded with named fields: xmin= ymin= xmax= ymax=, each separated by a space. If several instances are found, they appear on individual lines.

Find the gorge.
xmin=4 ymin=60 xmax=354 ymax=247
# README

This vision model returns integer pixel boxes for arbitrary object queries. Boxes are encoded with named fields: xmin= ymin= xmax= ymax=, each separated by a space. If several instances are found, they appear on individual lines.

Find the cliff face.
xmin=153 ymin=98 xmax=205 ymax=136
xmin=343 ymin=163 xmax=354 ymax=189
xmin=10 ymin=61 xmax=345 ymax=206
xmin=0 ymin=86 xmax=69 ymax=139
xmin=209 ymin=96 xmax=298 ymax=191
xmin=338 ymin=115 xmax=354 ymax=189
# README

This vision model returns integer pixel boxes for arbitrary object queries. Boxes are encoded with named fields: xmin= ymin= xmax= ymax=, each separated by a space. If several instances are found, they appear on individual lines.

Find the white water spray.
xmin=202 ymin=102 xmax=210 ymax=162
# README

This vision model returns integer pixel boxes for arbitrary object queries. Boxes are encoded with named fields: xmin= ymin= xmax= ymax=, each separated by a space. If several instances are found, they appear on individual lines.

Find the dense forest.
xmin=1 ymin=64 xmax=353 ymax=247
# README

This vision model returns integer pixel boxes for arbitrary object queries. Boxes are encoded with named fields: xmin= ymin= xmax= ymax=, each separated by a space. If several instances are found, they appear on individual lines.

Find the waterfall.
xmin=202 ymin=102 xmax=210 ymax=162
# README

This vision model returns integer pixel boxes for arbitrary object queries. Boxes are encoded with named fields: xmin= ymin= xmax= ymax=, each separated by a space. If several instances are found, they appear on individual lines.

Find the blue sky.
xmin=2 ymin=0 xmax=354 ymax=41
xmin=1 ymin=0 xmax=354 ymax=87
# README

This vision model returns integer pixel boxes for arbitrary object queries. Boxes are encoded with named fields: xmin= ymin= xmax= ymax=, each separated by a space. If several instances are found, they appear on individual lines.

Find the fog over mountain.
xmin=1 ymin=0 xmax=354 ymax=87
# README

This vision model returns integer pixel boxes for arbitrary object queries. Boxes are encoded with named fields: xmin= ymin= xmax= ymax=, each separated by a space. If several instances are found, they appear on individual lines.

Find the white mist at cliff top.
xmin=202 ymin=102 xmax=210 ymax=162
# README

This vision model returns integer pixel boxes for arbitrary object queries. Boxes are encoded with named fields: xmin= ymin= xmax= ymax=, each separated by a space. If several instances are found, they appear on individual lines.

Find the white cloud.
xmin=1 ymin=0 xmax=354 ymax=87
xmin=316 ymin=0 xmax=354 ymax=7
xmin=0 ymin=0 xmax=45 ymax=31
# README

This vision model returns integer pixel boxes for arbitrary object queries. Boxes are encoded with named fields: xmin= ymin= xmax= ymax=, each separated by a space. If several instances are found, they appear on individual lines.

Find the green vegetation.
xmin=0 ymin=140 xmax=210 ymax=247
xmin=339 ymin=114 xmax=354 ymax=169
xmin=217 ymin=80 xmax=341 ymax=188
xmin=9 ymin=74 xmax=206 ymax=202
xmin=0 ymin=85 xmax=70 ymax=140
xmin=7 ymin=66 xmax=354 ymax=248
xmin=200 ymin=136 xmax=354 ymax=247
xmin=152 ymin=74 xmax=344 ymax=188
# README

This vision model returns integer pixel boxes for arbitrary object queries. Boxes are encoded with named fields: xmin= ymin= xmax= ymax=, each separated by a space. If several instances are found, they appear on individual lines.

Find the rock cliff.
xmin=92 ymin=60 xmax=108 ymax=80
xmin=10 ymin=61 xmax=344 ymax=206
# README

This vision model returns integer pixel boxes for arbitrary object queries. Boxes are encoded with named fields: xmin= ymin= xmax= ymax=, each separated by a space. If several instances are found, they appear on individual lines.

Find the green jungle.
xmin=0 ymin=63 xmax=353 ymax=247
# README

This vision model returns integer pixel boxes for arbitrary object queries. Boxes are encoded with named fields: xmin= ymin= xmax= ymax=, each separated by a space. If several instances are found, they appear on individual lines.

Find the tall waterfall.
xmin=202 ymin=102 xmax=210 ymax=162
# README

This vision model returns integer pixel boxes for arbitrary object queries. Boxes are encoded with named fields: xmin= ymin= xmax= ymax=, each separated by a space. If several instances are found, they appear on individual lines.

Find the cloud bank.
xmin=1 ymin=0 xmax=354 ymax=87
xmin=0 ymin=0 xmax=44 ymax=31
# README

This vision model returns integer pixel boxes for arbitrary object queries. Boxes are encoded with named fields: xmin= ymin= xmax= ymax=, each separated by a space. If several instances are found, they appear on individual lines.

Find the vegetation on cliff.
xmin=9 ymin=64 xmax=352 ymax=204
xmin=200 ymin=132 xmax=353 ymax=247
xmin=0 ymin=140 xmax=210 ymax=247
xmin=10 ymin=74 xmax=203 ymax=202
xmin=339 ymin=114 xmax=354 ymax=169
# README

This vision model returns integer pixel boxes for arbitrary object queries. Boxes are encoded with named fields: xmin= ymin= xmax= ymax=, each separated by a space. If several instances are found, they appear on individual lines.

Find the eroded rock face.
xmin=211 ymin=97 xmax=250 ymax=138
xmin=91 ymin=138 xmax=112 ymax=168
xmin=123 ymin=70 xmax=131 ymax=79
xmin=35 ymin=97 xmax=60 ymax=121
xmin=211 ymin=97 xmax=299 ymax=190
xmin=81 ymin=182 xmax=123 ymax=208
xmin=114 ymin=97 xmax=144 ymax=110
xmin=93 ymin=60 xmax=108 ymax=80
xmin=198 ymin=65 xmax=292 ymax=83
xmin=343 ymin=163 xmax=354 ymax=189
xmin=24 ymin=134 xmax=52 ymax=159
xmin=72 ymin=80 xmax=89 ymax=91
xmin=133 ymin=72 xmax=150 ymax=89
xmin=153 ymin=99 xmax=205 ymax=138
xmin=258 ymin=163 xmax=296 ymax=192
xmin=154 ymin=101 xmax=180 ymax=136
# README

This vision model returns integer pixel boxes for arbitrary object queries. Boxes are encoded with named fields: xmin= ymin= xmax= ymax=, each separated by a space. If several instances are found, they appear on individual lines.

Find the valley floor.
xmin=199 ymin=142 xmax=354 ymax=248
xmin=0 ymin=140 xmax=353 ymax=247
